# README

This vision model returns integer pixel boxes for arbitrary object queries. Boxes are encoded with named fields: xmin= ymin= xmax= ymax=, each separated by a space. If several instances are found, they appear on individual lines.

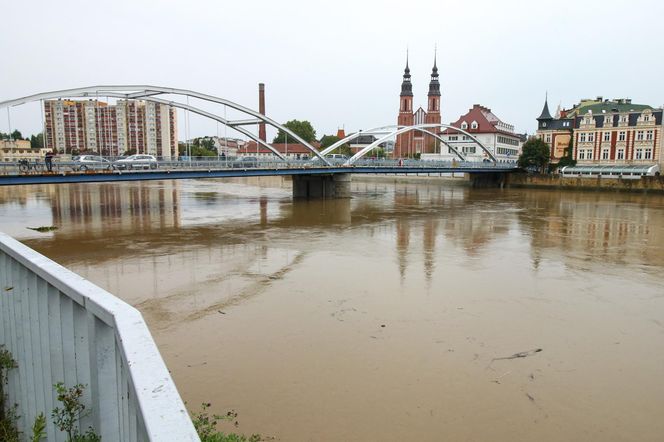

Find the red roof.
xmin=238 ymin=141 xmax=320 ymax=155
xmin=442 ymin=104 xmax=515 ymax=136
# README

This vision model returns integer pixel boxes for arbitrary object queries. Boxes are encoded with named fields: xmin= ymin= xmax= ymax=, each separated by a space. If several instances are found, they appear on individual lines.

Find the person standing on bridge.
xmin=45 ymin=150 xmax=55 ymax=172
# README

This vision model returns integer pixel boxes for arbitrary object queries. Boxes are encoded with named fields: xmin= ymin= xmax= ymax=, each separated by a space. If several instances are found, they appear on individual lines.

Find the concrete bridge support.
xmin=292 ymin=173 xmax=352 ymax=198
xmin=466 ymin=172 xmax=507 ymax=189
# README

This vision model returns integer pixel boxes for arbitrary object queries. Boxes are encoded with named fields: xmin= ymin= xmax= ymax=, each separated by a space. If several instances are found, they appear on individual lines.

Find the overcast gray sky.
xmin=2 ymin=0 xmax=663 ymax=141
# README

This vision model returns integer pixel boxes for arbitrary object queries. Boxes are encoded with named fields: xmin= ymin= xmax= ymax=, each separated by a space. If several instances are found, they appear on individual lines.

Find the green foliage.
xmin=373 ymin=148 xmax=386 ymax=159
xmin=31 ymin=413 xmax=46 ymax=442
xmin=518 ymin=137 xmax=550 ymax=173
xmin=273 ymin=120 xmax=316 ymax=144
xmin=123 ymin=149 xmax=137 ymax=156
xmin=51 ymin=383 xmax=100 ymax=442
xmin=0 ymin=130 xmax=24 ymax=140
xmin=319 ymin=135 xmax=340 ymax=149
xmin=0 ymin=346 xmax=19 ymax=441
xmin=192 ymin=403 xmax=261 ymax=442
xmin=179 ymin=142 xmax=216 ymax=157
xmin=30 ymin=133 xmax=44 ymax=149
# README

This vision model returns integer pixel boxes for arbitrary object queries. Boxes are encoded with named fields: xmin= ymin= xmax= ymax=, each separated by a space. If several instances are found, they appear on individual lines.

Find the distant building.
xmin=44 ymin=99 xmax=178 ymax=158
xmin=535 ymin=97 xmax=574 ymax=162
xmin=395 ymin=54 xmax=441 ymax=157
xmin=0 ymin=140 xmax=48 ymax=162
xmin=536 ymin=96 xmax=663 ymax=166
xmin=238 ymin=141 xmax=321 ymax=159
xmin=431 ymin=104 xmax=522 ymax=163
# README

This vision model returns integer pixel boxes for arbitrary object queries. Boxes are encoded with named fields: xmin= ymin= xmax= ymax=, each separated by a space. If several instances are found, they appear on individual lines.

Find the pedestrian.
xmin=45 ymin=150 xmax=54 ymax=172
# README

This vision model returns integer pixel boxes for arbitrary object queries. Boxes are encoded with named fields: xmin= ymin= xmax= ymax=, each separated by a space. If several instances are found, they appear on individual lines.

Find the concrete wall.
xmin=292 ymin=173 xmax=351 ymax=198
xmin=506 ymin=173 xmax=664 ymax=194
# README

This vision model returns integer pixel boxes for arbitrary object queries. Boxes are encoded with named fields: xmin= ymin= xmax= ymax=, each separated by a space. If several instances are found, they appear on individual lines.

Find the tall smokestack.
xmin=258 ymin=83 xmax=266 ymax=142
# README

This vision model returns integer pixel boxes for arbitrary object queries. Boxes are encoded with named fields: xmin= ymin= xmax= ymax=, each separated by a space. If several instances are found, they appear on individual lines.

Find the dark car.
xmin=232 ymin=156 xmax=259 ymax=168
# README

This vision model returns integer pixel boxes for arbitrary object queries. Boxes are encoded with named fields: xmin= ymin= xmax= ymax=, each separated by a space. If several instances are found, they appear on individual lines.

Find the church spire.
xmin=400 ymin=50 xmax=413 ymax=97
xmin=428 ymin=48 xmax=440 ymax=97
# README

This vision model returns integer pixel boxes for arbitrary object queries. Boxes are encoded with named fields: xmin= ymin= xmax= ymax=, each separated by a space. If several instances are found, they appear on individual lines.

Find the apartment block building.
xmin=44 ymin=99 xmax=178 ymax=158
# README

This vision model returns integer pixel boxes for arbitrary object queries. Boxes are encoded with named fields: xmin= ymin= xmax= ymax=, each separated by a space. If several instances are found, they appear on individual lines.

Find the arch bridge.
xmin=0 ymin=86 xmax=518 ymax=196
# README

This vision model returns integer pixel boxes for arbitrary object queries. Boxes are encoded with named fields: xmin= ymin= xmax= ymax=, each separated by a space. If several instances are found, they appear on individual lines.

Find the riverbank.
xmin=506 ymin=173 xmax=664 ymax=194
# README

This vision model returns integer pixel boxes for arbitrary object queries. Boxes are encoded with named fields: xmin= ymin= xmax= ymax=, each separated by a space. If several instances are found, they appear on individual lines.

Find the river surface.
xmin=1 ymin=177 xmax=663 ymax=441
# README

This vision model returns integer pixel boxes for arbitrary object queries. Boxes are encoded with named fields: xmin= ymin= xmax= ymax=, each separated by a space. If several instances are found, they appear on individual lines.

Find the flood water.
xmin=1 ymin=177 xmax=663 ymax=441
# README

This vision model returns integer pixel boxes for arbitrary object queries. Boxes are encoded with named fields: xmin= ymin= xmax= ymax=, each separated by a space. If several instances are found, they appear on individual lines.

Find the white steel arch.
xmin=345 ymin=123 xmax=498 ymax=165
xmin=0 ymin=85 xmax=330 ymax=164
xmin=320 ymin=125 xmax=466 ymax=161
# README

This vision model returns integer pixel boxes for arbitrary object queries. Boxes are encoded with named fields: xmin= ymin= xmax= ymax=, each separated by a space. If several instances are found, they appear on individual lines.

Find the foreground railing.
xmin=0 ymin=232 xmax=199 ymax=441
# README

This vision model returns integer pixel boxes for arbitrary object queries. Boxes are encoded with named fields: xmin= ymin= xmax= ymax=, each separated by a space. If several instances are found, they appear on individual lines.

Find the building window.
xmin=645 ymin=148 xmax=652 ymax=159
xmin=636 ymin=131 xmax=644 ymax=141
xmin=449 ymin=135 xmax=458 ymax=141
xmin=603 ymin=132 xmax=611 ymax=142
xmin=618 ymin=131 xmax=626 ymax=142
xmin=461 ymin=121 xmax=468 ymax=130
xmin=617 ymin=148 xmax=624 ymax=160
xmin=588 ymin=133 xmax=595 ymax=142
xmin=545 ymin=134 xmax=551 ymax=143
xmin=471 ymin=121 xmax=478 ymax=129
xmin=580 ymin=133 xmax=587 ymax=143
xmin=578 ymin=150 xmax=585 ymax=160
xmin=587 ymin=150 xmax=593 ymax=160
xmin=602 ymin=149 xmax=609 ymax=160
xmin=635 ymin=149 xmax=643 ymax=160
xmin=646 ymin=130 xmax=654 ymax=141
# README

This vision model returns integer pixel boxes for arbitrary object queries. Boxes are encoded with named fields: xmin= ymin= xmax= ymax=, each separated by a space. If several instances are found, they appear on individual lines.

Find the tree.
xmin=518 ymin=137 xmax=550 ymax=173
xmin=273 ymin=120 xmax=316 ymax=144
xmin=30 ymin=133 xmax=44 ymax=149
xmin=319 ymin=135 xmax=340 ymax=149
xmin=0 ymin=130 xmax=24 ymax=140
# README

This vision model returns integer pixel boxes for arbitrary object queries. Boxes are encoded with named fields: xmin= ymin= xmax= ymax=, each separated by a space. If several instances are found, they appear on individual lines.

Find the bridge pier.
xmin=466 ymin=172 xmax=506 ymax=189
xmin=292 ymin=173 xmax=351 ymax=199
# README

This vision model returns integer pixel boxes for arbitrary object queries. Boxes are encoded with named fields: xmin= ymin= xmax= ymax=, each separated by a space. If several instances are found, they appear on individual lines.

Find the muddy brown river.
xmin=1 ymin=177 xmax=663 ymax=441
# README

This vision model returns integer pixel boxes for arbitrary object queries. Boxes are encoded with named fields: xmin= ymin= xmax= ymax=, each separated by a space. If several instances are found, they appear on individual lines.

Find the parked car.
xmin=71 ymin=155 xmax=114 ymax=171
xmin=232 ymin=156 xmax=259 ymax=168
xmin=114 ymin=155 xmax=158 ymax=170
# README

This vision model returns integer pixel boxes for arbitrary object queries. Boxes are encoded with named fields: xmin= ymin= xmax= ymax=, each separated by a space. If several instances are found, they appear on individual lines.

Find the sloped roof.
xmin=442 ymin=104 xmax=514 ymax=135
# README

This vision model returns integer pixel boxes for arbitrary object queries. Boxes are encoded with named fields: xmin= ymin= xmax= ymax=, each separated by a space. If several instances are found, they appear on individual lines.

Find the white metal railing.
xmin=0 ymin=232 xmax=199 ymax=441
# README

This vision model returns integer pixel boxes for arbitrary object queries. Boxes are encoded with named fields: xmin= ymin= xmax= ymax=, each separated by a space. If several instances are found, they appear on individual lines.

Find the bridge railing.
xmin=0 ymin=232 xmax=199 ymax=441
xmin=0 ymin=157 xmax=518 ymax=176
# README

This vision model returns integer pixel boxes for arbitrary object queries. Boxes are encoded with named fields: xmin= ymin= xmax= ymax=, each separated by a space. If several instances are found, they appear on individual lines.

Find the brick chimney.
xmin=258 ymin=83 xmax=266 ymax=142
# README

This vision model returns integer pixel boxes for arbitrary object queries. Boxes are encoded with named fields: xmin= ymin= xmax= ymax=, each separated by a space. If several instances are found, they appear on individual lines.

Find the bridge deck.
xmin=0 ymin=166 xmax=516 ymax=186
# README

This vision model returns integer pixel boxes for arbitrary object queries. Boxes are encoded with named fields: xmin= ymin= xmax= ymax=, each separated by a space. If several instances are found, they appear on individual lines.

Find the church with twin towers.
xmin=395 ymin=53 xmax=442 ymax=158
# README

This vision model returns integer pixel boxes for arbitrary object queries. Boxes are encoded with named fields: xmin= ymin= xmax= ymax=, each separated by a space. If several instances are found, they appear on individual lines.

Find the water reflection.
xmin=0 ymin=180 xmax=663 ymax=282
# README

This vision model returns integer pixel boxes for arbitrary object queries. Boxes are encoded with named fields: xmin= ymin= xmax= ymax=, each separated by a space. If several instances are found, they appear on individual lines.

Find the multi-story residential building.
xmin=536 ymin=96 xmax=663 ymax=167
xmin=44 ymin=99 xmax=178 ymax=158
xmin=427 ymin=104 xmax=523 ymax=163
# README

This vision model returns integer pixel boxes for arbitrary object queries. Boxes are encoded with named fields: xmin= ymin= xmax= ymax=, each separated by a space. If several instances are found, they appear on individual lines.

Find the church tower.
xmin=396 ymin=53 xmax=414 ymax=158
xmin=425 ymin=53 xmax=442 ymax=152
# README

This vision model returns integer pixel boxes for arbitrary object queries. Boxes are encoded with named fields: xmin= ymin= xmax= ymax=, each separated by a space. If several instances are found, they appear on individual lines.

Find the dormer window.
xmin=471 ymin=121 xmax=478 ymax=130
xmin=461 ymin=121 xmax=468 ymax=130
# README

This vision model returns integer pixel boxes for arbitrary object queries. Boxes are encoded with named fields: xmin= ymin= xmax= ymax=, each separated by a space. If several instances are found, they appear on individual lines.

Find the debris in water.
xmin=27 ymin=226 xmax=58 ymax=232
xmin=526 ymin=393 xmax=535 ymax=402
xmin=4 ymin=287 xmax=13 ymax=291
xmin=217 ymin=310 xmax=226 ymax=315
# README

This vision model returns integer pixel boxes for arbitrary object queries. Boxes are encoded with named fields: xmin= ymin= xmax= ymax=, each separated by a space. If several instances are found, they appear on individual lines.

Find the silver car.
xmin=72 ymin=155 xmax=114 ymax=171
xmin=114 ymin=155 xmax=158 ymax=170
